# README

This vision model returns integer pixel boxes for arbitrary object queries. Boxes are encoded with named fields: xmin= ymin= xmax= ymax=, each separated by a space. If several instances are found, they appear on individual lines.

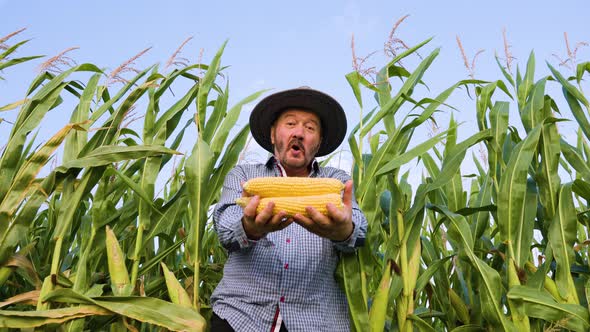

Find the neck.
xmin=284 ymin=166 xmax=310 ymax=177
xmin=275 ymin=157 xmax=312 ymax=177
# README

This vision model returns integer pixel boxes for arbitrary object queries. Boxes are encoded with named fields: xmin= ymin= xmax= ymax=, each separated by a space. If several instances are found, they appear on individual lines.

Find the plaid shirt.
xmin=211 ymin=156 xmax=367 ymax=331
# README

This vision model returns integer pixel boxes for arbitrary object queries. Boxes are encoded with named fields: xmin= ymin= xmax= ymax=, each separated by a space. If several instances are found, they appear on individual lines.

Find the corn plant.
xmin=3 ymin=28 xmax=590 ymax=332
xmin=0 ymin=34 xmax=259 ymax=331
xmin=342 ymin=36 xmax=590 ymax=332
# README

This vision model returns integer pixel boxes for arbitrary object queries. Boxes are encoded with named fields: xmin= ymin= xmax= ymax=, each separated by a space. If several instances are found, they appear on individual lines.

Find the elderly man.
xmin=210 ymin=87 xmax=367 ymax=332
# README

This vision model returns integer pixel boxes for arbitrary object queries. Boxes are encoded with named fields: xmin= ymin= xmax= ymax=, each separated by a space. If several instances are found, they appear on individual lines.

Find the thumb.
xmin=343 ymin=180 xmax=353 ymax=209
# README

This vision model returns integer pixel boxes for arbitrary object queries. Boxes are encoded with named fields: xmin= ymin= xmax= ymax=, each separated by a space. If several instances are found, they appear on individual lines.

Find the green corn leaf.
xmin=361 ymin=48 xmax=440 ymax=136
xmin=0 ymin=39 xmax=36 ymax=61
xmin=0 ymin=99 xmax=28 ymax=112
xmin=403 ymin=130 xmax=492 ymax=229
xmin=407 ymin=314 xmax=436 ymax=331
xmin=337 ymin=253 xmax=369 ymax=332
xmin=428 ymin=204 xmax=474 ymax=251
xmin=202 ymin=83 xmax=229 ymax=143
xmin=0 ymin=305 xmax=111 ymax=328
xmin=561 ymin=139 xmax=590 ymax=181
xmin=548 ymin=62 xmax=589 ymax=108
xmin=415 ymin=254 xmax=454 ymax=294
xmin=43 ymin=289 xmax=206 ymax=331
xmin=494 ymin=54 xmax=515 ymax=87
xmin=210 ymin=89 xmax=266 ymax=156
xmin=59 ymin=145 xmax=180 ymax=170
xmin=470 ymin=175 xmax=493 ymax=240
xmin=138 ymin=237 xmax=185 ymax=276
xmin=421 ymin=152 xmax=440 ymax=178
xmin=428 ymin=204 xmax=515 ymax=330
xmin=348 ymin=107 xmax=376 ymax=173
xmin=152 ymin=83 xmax=200 ymax=142
xmin=508 ymin=285 xmax=590 ymax=332
xmin=576 ymin=61 xmax=590 ymax=84
xmin=81 ymin=78 xmax=157 ymax=157
xmin=475 ymin=82 xmax=498 ymax=131
xmin=375 ymin=130 xmax=447 ymax=177
xmin=520 ymin=77 xmax=546 ymax=133
xmin=0 ymin=83 xmax=65 ymax=203
xmin=185 ymin=138 xmax=215 ymax=257
xmin=498 ymin=125 xmax=541 ymax=267
xmin=88 ymin=67 xmax=152 ymax=125
xmin=563 ymin=88 xmax=590 ymax=144
xmin=207 ymin=125 xmax=250 ymax=208
xmin=449 ymin=325 xmax=487 ymax=332
xmin=106 ymin=167 xmax=158 ymax=213
xmin=346 ymin=71 xmax=364 ymax=108
xmin=143 ymin=188 xmax=187 ymax=249
xmin=0 ymin=55 xmax=44 ymax=73
xmin=573 ymin=179 xmax=590 ymax=201
xmin=537 ymin=110 xmax=562 ymax=221
xmin=488 ymin=101 xmax=509 ymax=179
xmin=185 ymin=137 xmax=214 ymax=310
xmin=0 ymin=123 xmax=81 ymax=225
xmin=516 ymin=51 xmax=535 ymax=110
xmin=196 ymin=41 xmax=227 ymax=132
xmin=548 ymin=183 xmax=580 ymax=303
xmin=63 ymin=73 xmax=101 ymax=163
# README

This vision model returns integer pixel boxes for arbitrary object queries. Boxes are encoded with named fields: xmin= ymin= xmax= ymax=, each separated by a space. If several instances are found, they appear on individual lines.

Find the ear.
xmin=270 ymin=126 xmax=276 ymax=145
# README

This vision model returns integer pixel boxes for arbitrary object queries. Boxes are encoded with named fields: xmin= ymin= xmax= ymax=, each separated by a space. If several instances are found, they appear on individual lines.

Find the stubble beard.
xmin=275 ymin=138 xmax=320 ymax=170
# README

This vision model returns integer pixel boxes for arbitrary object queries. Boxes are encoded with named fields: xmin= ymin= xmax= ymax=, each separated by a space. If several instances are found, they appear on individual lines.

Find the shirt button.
xmin=286 ymin=238 xmax=291 ymax=243
xmin=284 ymin=263 xmax=289 ymax=269
xmin=280 ymin=296 xmax=285 ymax=302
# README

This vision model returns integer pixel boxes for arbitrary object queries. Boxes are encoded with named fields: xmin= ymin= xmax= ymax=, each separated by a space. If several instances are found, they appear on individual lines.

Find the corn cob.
xmin=243 ymin=177 xmax=344 ymax=198
xmin=236 ymin=193 xmax=343 ymax=217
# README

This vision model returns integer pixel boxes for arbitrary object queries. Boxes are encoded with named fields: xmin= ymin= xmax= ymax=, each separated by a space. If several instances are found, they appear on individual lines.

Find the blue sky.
xmin=2 ymin=0 xmax=589 ymax=175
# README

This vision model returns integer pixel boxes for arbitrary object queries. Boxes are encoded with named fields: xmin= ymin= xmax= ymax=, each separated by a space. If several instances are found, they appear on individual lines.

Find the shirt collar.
xmin=265 ymin=156 xmax=319 ymax=177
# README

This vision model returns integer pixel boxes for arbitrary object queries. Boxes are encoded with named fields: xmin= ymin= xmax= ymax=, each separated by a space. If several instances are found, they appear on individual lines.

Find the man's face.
xmin=271 ymin=109 xmax=322 ymax=175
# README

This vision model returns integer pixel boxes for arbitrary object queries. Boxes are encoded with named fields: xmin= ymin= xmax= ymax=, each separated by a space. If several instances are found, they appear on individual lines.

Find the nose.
xmin=291 ymin=124 xmax=305 ymax=138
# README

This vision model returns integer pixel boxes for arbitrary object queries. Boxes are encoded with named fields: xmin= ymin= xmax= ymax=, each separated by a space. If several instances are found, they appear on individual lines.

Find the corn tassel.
xmin=236 ymin=193 xmax=343 ymax=217
xmin=243 ymin=177 xmax=344 ymax=197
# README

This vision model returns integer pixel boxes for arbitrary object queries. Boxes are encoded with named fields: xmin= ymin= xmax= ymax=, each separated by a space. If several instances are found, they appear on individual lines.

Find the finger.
xmin=326 ymin=202 xmax=346 ymax=222
xmin=293 ymin=213 xmax=314 ymax=230
xmin=243 ymin=195 xmax=260 ymax=220
xmin=255 ymin=200 xmax=275 ymax=225
xmin=305 ymin=206 xmax=331 ymax=227
xmin=269 ymin=210 xmax=287 ymax=226
xmin=275 ymin=217 xmax=294 ymax=231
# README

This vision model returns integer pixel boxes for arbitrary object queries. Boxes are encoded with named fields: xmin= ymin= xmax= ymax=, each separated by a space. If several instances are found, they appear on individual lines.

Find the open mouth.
xmin=290 ymin=142 xmax=304 ymax=153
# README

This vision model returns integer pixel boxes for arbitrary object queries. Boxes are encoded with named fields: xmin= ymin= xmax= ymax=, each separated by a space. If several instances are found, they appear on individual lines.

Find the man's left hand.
xmin=293 ymin=180 xmax=354 ymax=242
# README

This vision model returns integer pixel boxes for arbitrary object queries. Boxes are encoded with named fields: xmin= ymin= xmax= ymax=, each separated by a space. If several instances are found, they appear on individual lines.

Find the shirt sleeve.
xmin=326 ymin=169 xmax=368 ymax=253
xmin=213 ymin=166 xmax=259 ymax=251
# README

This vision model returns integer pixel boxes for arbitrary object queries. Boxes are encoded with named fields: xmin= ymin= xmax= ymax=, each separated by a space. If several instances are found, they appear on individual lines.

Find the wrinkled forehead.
xmin=273 ymin=108 xmax=321 ymax=126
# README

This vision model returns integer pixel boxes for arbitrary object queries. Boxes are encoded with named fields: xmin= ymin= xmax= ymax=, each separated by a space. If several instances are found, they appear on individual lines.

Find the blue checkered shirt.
xmin=211 ymin=156 xmax=367 ymax=331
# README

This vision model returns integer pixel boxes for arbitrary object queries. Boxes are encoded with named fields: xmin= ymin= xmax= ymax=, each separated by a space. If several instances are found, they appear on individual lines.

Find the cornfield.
xmin=1 ymin=28 xmax=590 ymax=332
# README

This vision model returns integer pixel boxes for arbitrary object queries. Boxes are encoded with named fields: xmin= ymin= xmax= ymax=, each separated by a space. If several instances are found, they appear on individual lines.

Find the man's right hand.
xmin=241 ymin=194 xmax=293 ymax=240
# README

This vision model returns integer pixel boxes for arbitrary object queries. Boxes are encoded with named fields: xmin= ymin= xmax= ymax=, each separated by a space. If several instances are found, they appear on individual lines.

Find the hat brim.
xmin=249 ymin=88 xmax=347 ymax=157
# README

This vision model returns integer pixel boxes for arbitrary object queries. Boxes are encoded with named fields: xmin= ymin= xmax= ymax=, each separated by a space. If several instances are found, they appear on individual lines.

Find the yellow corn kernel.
xmin=243 ymin=177 xmax=344 ymax=197
xmin=236 ymin=193 xmax=343 ymax=217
